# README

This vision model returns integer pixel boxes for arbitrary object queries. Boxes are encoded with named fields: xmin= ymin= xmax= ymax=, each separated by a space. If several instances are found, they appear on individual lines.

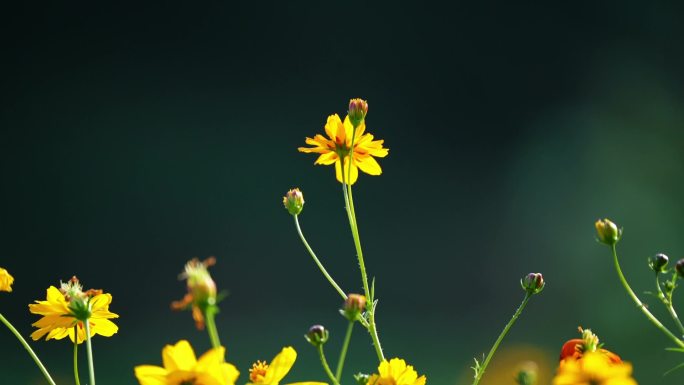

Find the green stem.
xmin=317 ymin=345 xmax=340 ymax=385
xmin=73 ymin=326 xmax=81 ymax=385
xmin=342 ymin=182 xmax=385 ymax=362
xmin=0 ymin=312 xmax=56 ymax=385
xmin=656 ymin=274 xmax=684 ymax=338
xmin=610 ymin=244 xmax=684 ymax=348
xmin=472 ymin=293 xmax=532 ymax=385
xmin=84 ymin=320 xmax=96 ymax=385
xmin=293 ymin=215 xmax=348 ymax=301
xmin=205 ymin=305 xmax=222 ymax=349
xmin=335 ymin=321 xmax=355 ymax=382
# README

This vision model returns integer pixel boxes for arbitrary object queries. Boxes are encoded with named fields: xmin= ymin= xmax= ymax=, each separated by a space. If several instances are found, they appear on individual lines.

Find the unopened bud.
xmin=305 ymin=324 xmax=329 ymax=347
xmin=343 ymin=293 xmax=366 ymax=321
xmin=348 ymin=98 xmax=368 ymax=128
xmin=595 ymin=218 xmax=621 ymax=246
xmin=354 ymin=373 xmax=370 ymax=385
xmin=283 ymin=188 xmax=305 ymax=216
xmin=521 ymin=273 xmax=545 ymax=294
xmin=648 ymin=253 xmax=669 ymax=274
xmin=676 ymin=259 xmax=684 ymax=278
xmin=515 ymin=362 xmax=538 ymax=385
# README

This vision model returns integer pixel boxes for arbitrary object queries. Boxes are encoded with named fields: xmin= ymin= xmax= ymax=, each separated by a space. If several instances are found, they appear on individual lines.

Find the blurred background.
xmin=2 ymin=1 xmax=684 ymax=384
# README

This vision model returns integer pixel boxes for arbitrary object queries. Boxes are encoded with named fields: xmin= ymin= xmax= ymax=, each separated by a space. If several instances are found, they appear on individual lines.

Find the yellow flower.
xmin=367 ymin=358 xmax=426 ymax=385
xmin=298 ymin=114 xmax=388 ymax=185
xmin=135 ymin=340 xmax=240 ymax=385
xmin=29 ymin=277 xmax=119 ymax=344
xmin=552 ymin=352 xmax=637 ymax=385
xmin=247 ymin=346 xmax=326 ymax=385
xmin=0 ymin=267 xmax=14 ymax=292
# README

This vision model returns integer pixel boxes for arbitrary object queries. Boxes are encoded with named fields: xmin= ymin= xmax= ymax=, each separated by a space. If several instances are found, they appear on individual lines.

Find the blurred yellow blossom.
xmin=367 ymin=358 xmax=426 ymax=385
xmin=298 ymin=113 xmax=388 ymax=185
xmin=552 ymin=352 xmax=637 ymax=385
xmin=28 ymin=277 xmax=118 ymax=344
xmin=0 ymin=268 xmax=14 ymax=292
xmin=135 ymin=339 xmax=239 ymax=385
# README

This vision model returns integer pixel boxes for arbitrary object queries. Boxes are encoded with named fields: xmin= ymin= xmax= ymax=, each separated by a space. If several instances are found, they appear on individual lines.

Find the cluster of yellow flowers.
xmin=2 ymin=99 xmax=667 ymax=385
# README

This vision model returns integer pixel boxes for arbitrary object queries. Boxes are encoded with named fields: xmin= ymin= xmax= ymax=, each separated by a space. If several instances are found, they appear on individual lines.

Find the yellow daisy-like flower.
xmin=135 ymin=340 xmax=240 ymax=385
xmin=367 ymin=358 xmax=426 ymax=385
xmin=247 ymin=346 xmax=326 ymax=385
xmin=28 ymin=277 xmax=119 ymax=344
xmin=298 ymin=114 xmax=389 ymax=185
xmin=552 ymin=352 xmax=637 ymax=385
xmin=0 ymin=267 xmax=14 ymax=292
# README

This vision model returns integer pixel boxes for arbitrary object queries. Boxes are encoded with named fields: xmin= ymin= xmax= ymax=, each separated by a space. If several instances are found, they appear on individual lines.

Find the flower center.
xmin=249 ymin=360 xmax=269 ymax=383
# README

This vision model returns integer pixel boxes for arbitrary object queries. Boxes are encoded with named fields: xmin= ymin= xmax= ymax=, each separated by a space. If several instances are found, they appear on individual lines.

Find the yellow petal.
xmin=91 ymin=318 xmax=119 ymax=337
xmin=324 ymin=114 xmax=342 ymax=142
xmin=354 ymin=155 xmax=382 ymax=176
xmin=0 ymin=268 xmax=14 ymax=292
xmin=286 ymin=382 xmax=328 ymax=385
xmin=343 ymin=116 xmax=354 ymax=147
xmin=315 ymin=151 xmax=338 ymax=165
xmin=264 ymin=346 xmax=297 ymax=385
xmin=163 ymin=340 xmax=197 ymax=372
xmin=134 ymin=365 xmax=168 ymax=385
xmin=335 ymin=157 xmax=358 ymax=185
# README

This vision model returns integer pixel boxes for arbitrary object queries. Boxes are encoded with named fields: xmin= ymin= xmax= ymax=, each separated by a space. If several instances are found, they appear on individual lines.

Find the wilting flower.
xmin=29 ymin=277 xmax=119 ymax=344
xmin=0 ymin=268 xmax=14 ymax=292
xmin=134 ymin=339 xmax=239 ymax=385
xmin=552 ymin=352 xmax=636 ymax=385
xmin=247 ymin=346 xmax=326 ymax=385
xmin=367 ymin=358 xmax=426 ymax=385
xmin=172 ymin=257 xmax=218 ymax=330
xmin=298 ymin=113 xmax=388 ymax=185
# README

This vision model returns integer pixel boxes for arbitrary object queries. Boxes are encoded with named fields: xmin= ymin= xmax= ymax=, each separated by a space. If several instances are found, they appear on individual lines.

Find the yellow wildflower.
xmin=298 ymin=113 xmax=388 ymax=185
xmin=135 ymin=340 xmax=239 ymax=385
xmin=0 ymin=267 xmax=14 ymax=292
xmin=367 ymin=358 xmax=426 ymax=385
xmin=29 ymin=277 xmax=119 ymax=344
xmin=247 ymin=346 xmax=326 ymax=385
xmin=552 ymin=352 xmax=637 ymax=385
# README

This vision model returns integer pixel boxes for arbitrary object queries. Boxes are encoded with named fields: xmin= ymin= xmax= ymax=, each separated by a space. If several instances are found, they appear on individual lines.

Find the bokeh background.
xmin=2 ymin=2 xmax=684 ymax=384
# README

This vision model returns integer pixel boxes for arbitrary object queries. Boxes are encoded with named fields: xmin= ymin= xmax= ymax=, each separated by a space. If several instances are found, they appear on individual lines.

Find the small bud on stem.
xmin=283 ymin=188 xmax=305 ymax=216
xmin=595 ymin=218 xmax=621 ymax=246
xmin=521 ymin=273 xmax=545 ymax=294
xmin=305 ymin=324 xmax=329 ymax=347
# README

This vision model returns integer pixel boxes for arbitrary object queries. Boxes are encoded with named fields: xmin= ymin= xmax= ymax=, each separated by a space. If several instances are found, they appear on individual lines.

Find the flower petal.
xmin=264 ymin=346 xmax=297 ymax=385
xmin=355 ymin=155 xmax=382 ymax=176
xmin=335 ymin=157 xmax=358 ymax=185
xmin=315 ymin=151 xmax=338 ymax=165
xmin=163 ymin=340 xmax=197 ymax=372
xmin=134 ymin=365 xmax=168 ymax=385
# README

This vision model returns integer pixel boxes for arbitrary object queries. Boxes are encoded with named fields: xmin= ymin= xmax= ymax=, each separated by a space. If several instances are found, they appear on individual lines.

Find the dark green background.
xmin=2 ymin=2 xmax=684 ymax=384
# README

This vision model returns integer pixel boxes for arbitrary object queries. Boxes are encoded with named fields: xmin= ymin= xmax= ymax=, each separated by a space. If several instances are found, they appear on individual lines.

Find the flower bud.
xmin=348 ymin=98 xmax=368 ymax=128
xmin=283 ymin=188 xmax=305 ymax=216
xmin=595 ymin=218 xmax=621 ymax=245
xmin=648 ymin=253 xmax=669 ymax=274
xmin=354 ymin=373 xmax=370 ymax=385
xmin=515 ymin=362 xmax=538 ymax=385
xmin=305 ymin=324 xmax=329 ymax=347
xmin=342 ymin=293 xmax=366 ymax=321
xmin=521 ymin=273 xmax=545 ymax=294
xmin=676 ymin=259 xmax=684 ymax=278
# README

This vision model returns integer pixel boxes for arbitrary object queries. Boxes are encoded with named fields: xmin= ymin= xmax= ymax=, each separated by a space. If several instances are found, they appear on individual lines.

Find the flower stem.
xmin=0 ymin=312 xmax=56 ymax=385
xmin=84 ymin=320 xmax=96 ymax=385
xmin=610 ymin=244 xmax=684 ymax=348
xmin=204 ymin=305 xmax=222 ymax=349
xmin=342 ymin=182 xmax=385 ymax=362
xmin=335 ymin=320 xmax=355 ymax=382
xmin=656 ymin=274 xmax=684 ymax=338
xmin=293 ymin=215 xmax=348 ymax=301
xmin=472 ymin=292 xmax=533 ymax=385
xmin=73 ymin=326 xmax=81 ymax=385
xmin=317 ymin=345 xmax=340 ymax=385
